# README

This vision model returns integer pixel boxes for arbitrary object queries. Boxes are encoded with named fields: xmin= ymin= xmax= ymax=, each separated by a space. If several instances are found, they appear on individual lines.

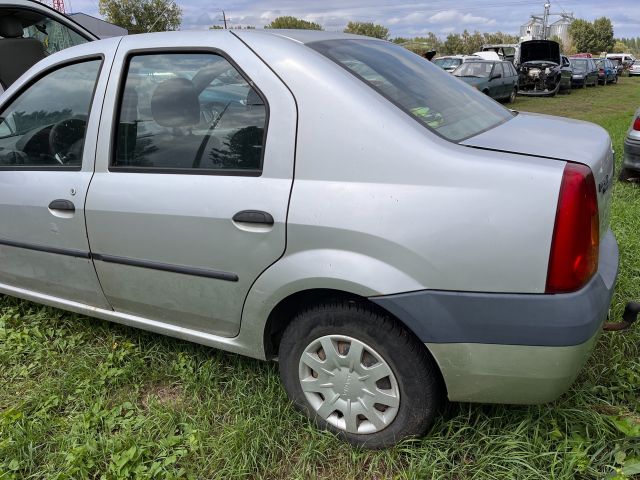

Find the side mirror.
xmin=490 ymin=73 xmax=502 ymax=81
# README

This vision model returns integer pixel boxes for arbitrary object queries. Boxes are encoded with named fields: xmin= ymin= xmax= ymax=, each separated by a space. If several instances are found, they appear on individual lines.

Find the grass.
xmin=1 ymin=78 xmax=640 ymax=480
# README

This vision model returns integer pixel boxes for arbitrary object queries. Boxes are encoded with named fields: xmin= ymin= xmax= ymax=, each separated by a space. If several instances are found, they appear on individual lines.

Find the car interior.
xmin=114 ymin=56 xmax=267 ymax=171
xmin=0 ymin=7 xmax=88 ymax=90
xmin=0 ymin=13 xmax=46 ymax=90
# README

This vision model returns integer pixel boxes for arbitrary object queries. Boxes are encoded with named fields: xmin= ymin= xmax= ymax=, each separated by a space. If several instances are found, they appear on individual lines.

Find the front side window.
xmin=22 ymin=16 xmax=88 ymax=55
xmin=0 ymin=59 xmax=101 ymax=168
xmin=113 ymin=52 xmax=267 ymax=173
xmin=310 ymin=40 xmax=513 ymax=142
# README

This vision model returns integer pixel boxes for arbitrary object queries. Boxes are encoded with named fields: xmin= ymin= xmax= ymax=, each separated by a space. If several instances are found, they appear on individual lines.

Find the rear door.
xmin=0 ymin=52 xmax=111 ymax=308
xmin=85 ymin=33 xmax=297 ymax=337
xmin=488 ymin=63 xmax=503 ymax=97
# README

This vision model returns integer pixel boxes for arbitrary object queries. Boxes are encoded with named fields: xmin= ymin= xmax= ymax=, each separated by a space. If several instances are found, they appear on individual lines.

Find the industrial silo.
xmin=549 ymin=17 xmax=571 ymax=47
xmin=520 ymin=18 xmax=543 ymax=41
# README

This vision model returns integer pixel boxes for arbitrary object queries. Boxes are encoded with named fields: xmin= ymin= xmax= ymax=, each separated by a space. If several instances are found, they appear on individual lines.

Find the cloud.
xmin=67 ymin=0 xmax=640 ymax=39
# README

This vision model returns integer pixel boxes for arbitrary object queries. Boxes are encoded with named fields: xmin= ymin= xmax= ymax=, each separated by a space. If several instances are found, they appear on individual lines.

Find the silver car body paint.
xmin=0 ymin=31 xmax=618 ymax=404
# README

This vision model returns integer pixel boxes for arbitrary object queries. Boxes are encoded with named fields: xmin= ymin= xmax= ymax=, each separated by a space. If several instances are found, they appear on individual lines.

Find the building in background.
xmin=520 ymin=18 xmax=543 ymax=41
xmin=549 ymin=17 xmax=571 ymax=45
xmin=67 ymin=13 xmax=127 ymax=38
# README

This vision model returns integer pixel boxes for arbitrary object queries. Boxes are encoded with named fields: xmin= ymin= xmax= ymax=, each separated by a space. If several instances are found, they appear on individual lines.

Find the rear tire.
xmin=507 ymin=87 xmax=517 ymax=103
xmin=619 ymin=168 xmax=640 ymax=182
xmin=278 ymin=299 xmax=443 ymax=449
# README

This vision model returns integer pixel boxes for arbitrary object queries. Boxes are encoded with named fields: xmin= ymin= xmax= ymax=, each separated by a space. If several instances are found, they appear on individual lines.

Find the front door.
xmin=0 ymin=57 xmax=110 ymax=308
xmin=85 ymin=35 xmax=297 ymax=337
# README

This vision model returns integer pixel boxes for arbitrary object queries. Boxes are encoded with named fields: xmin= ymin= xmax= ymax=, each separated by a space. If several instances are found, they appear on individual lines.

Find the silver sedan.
xmin=0 ymin=29 xmax=618 ymax=448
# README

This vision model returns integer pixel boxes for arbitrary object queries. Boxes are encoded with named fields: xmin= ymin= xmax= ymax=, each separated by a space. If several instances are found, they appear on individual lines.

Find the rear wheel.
xmin=507 ymin=87 xmax=517 ymax=103
xmin=619 ymin=167 xmax=640 ymax=182
xmin=278 ymin=300 xmax=443 ymax=448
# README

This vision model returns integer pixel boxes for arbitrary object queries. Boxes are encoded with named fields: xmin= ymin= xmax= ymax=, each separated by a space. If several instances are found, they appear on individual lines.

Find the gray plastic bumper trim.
xmin=371 ymin=230 xmax=618 ymax=347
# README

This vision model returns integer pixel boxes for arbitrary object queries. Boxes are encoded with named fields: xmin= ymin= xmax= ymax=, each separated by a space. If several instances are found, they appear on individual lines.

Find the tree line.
xmin=98 ymin=0 xmax=630 ymax=57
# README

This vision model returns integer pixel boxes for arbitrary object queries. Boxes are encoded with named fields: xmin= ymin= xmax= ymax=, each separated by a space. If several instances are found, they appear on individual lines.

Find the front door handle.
xmin=232 ymin=210 xmax=274 ymax=226
xmin=48 ymin=199 xmax=75 ymax=212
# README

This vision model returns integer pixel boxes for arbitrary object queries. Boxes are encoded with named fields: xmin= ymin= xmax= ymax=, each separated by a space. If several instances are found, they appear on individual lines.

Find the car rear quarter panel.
xmin=237 ymin=32 xmax=565 ymax=339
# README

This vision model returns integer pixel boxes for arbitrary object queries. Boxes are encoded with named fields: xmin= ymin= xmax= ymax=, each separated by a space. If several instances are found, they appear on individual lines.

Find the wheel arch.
xmin=260 ymin=288 xmax=445 ymax=392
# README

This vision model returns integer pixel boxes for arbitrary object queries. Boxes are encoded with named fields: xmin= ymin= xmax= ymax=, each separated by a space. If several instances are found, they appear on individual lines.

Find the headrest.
xmin=0 ymin=16 xmax=24 ymax=38
xmin=150 ymin=77 xmax=200 ymax=128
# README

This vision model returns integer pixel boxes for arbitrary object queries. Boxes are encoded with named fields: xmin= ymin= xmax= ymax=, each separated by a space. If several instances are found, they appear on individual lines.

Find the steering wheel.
xmin=49 ymin=116 xmax=87 ymax=165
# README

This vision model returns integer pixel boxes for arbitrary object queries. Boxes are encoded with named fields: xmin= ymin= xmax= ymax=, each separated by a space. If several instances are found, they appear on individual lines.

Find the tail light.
xmin=546 ymin=163 xmax=599 ymax=293
xmin=633 ymin=117 xmax=640 ymax=131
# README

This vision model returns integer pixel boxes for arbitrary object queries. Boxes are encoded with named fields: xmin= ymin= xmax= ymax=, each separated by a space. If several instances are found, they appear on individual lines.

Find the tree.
xmin=265 ymin=16 xmax=322 ymax=30
xmin=613 ymin=40 xmax=630 ymax=53
xmin=443 ymin=33 xmax=463 ymax=55
xmin=550 ymin=35 xmax=565 ymax=53
xmin=99 ymin=0 xmax=181 ymax=33
xmin=569 ymin=19 xmax=596 ymax=53
xmin=343 ymin=21 xmax=389 ymax=40
xmin=592 ymin=17 xmax=614 ymax=52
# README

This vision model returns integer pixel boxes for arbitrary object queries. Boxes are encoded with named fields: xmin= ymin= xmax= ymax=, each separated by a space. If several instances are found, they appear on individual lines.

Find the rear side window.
xmin=113 ymin=52 xmax=267 ymax=174
xmin=309 ymin=40 xmax=513 ymax=142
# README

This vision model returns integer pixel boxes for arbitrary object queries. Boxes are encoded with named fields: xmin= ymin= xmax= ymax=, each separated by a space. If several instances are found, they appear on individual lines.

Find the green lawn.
xmin=2 ymin=78 xmax=640 ymax=480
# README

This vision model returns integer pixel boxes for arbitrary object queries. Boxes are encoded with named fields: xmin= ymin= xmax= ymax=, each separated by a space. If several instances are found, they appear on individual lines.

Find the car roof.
xmin=233 ymin=29 xmax=375 ymax=45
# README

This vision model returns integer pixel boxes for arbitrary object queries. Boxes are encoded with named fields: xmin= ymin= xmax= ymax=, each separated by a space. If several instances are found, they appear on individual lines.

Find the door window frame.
xmin=0 ymin=54 xmax=104 ymax=171
xmin=108 ymin=47 xmax=270 ymax=177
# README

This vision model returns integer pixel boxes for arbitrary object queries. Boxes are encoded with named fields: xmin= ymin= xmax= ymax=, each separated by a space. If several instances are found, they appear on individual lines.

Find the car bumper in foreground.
xmin=371 ymin=229 xmax=619 ymax=404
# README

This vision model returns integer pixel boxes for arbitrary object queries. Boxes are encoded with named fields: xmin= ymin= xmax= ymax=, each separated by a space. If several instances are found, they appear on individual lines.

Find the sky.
xmin=66 ymin=0 xmax=640 ymax=39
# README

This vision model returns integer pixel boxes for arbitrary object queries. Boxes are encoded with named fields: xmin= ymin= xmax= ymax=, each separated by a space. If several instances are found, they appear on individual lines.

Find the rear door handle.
xmin=48 ymin=199 xmax=75 ymax=212
xmin=232 ymin=210 xmax=274 ymax=225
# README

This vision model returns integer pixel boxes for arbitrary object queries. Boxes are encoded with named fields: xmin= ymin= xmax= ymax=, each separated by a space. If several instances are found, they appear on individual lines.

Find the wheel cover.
xmin=298 ymin=334 xmax=400 ymax=434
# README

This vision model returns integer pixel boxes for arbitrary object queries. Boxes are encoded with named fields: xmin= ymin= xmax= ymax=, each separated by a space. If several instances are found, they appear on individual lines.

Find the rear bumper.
xmin=371 ymin=230 xmax=619 ymax=403
xmin=622 ymin=136 xmax=640 ymax=172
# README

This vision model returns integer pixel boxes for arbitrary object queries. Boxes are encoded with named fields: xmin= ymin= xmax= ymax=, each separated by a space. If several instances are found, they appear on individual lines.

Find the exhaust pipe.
xmin=603 ymin=301 xmax=640 ymax=331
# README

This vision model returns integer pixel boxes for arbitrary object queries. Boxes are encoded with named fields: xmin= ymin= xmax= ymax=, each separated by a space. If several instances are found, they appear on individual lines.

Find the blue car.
xmin=594 ymin=58 xmax=618 ymax=85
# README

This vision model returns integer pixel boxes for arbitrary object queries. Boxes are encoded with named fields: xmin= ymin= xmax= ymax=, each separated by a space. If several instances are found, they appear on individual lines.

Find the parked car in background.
xmin=0 ymin=0 xmax=97 ymax=93
xmin=572 ymin=53 xmax=593 ymax=58
xmin=595 ymin=58 xmax=618 ymax=85
xmin=0 ymin=30 xmax=619 ymax=448
xmin=433 ymin=55 xmax=478 ymax=73
xmin=609 ymin=59 xmax=625 ymax=76
xmin=606 ymin=53 xmax=636 ymax=70
xmin=515 ymin=40 xmax=571 ymax=96
xmin=560 ymin=55 xmax=573 ymax=93
xmin=453 ymin=60 xmax=519 ymax=103
xmin=569 ymin=58 xmax=599 ymax=88
xmin=620 ymin=108 xmax=640 ymax=181
xmin=629 ymin=61 xmax=640 ymax=77
xmin=472 ymin=51 xmax=500 ymax=61
xmin=481 ymin=43 xmax=518 ymax=64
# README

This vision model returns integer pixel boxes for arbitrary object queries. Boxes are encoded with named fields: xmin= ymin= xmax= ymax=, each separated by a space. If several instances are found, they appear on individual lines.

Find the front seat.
xmin=0 ymin=16 xmax=46 ymax=89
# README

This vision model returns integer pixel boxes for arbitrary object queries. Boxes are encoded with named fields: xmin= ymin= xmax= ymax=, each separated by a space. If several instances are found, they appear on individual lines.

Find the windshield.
xmin=571 ymin=59 xmax=588 ymax=72
xmin=308 ymin=39 xmax=512 ymax=142
xmin=434 ymin=57 xmax=462 ymax=69
xmin=453 ymin=62 xmax=493 ymax=78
